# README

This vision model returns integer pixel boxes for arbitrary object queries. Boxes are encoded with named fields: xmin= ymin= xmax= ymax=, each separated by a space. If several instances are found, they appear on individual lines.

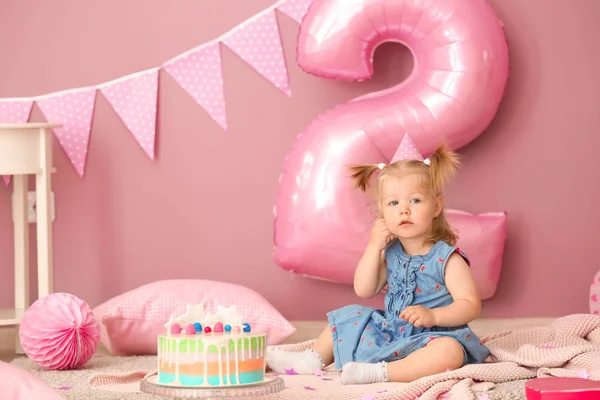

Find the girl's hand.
xmin=369 ymin=218 xmax=394 ymax=251
xmin=399 ymin=305 xmax=436 ymax=328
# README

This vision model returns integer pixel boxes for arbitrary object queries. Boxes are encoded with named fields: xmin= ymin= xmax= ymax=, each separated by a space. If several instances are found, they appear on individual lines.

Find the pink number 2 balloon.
xmin=273 ymin=0 xmax=510 ymax=298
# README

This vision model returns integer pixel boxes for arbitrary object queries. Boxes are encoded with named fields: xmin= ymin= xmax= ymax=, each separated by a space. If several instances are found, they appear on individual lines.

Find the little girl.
xmin=267 ymin=136 xmax=490 ymax=384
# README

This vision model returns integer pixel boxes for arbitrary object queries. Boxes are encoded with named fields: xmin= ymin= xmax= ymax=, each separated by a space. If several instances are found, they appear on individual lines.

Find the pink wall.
xmin=1 ymin=0 xmax=599 ymax=321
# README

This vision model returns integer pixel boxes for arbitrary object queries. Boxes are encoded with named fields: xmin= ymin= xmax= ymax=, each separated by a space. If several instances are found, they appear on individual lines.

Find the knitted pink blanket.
xmin=89 ymin=314 xmax=600 ymax=400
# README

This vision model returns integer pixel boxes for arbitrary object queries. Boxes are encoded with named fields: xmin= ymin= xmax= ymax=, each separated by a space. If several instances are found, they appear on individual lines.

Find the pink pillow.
xmin=93 ymin=279 xmax=296 ymax=356
xmin=446 ymin=210 xmax=508 ymax=299
xmin=0 ymin=361 xmax=63 ymax=400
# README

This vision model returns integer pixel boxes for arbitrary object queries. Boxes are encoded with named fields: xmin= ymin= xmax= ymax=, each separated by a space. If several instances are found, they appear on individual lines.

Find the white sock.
xmin=340 ymin=361 xmax=389 ymax=385
xmin=266 ymin=348 xmax=325 ymax=375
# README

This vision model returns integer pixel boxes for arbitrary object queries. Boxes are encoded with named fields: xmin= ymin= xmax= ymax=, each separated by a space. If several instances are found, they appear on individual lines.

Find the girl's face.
xmin=379 ymin=174 xmax=442 ymax=241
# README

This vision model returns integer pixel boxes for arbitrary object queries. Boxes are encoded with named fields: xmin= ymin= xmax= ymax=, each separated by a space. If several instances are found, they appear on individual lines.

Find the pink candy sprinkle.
xmin=214 ymin=322 xmax=224 ymax=333
xmin=185 ymin=324 xmax=196 ymax=335
xmin=204 ymin=326 xmax=212 ymax=333
xmin=171 ymin=324 xmax=181 ymax=334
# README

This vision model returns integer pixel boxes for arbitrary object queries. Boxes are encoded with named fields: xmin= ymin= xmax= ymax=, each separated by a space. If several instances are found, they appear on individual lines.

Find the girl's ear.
xmin=434 ymin=196 xmax=444 ymax=217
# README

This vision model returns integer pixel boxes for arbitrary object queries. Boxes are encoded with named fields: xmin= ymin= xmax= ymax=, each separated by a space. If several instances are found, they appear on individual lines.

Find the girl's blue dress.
xmin=327 ymin=240 xmax=490 ymax=370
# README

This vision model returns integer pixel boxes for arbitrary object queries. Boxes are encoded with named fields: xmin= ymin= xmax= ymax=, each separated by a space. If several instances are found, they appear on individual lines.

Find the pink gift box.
xmin=526 ymin=377 xmax=600 ymax=400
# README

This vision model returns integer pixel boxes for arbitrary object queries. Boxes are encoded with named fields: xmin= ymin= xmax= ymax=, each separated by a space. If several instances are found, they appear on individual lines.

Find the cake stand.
xmin=140 ymin=375 xmax=285 ymax=398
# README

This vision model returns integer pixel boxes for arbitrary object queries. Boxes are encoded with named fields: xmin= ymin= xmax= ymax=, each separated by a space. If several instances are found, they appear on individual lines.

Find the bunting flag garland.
xmin=100 ymin=68 xmax=159 ymax=159
xmin=37 ymin=88 xmax=97 ymax=178
xmin=0 ymin=99 xmax=33 ymax=185
xmin=0 ymin=0 xmax=314 ymax=181
xmin=164 ymin=43 xmax=227 ymax=130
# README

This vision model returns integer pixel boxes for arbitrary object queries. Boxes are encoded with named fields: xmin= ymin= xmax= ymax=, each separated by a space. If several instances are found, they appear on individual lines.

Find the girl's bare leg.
xmin=311 ymin=325 xmax=335 ymax=366
xmin=341 ymin=338 xmax=464 ymax=384
xmin=266 ymin=324 xmax=334 ymax=375
xmin=387 ymin=338 xmax=464 ymax=382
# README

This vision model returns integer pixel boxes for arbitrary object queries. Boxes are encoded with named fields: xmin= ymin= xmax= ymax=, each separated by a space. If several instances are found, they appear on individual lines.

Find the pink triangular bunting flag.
xmin=223 ymin=10 xmax=291 ymax=96
xmin=278 ymin=0 xmax=314 ymax=24
xmin=0 ymin=98 xmax=34 ymax=186
xmin=164 ymin=43 xmax=227 ymax=130
xmin=100 ymin=68 xmax=159 ymax=159
xmin=0 ymin=99 xmax=33 ymax=123
xmin=37 ymin=89 xmax=97 ymax=177
xmin=390 ymin=134 xmax=424 ymax=163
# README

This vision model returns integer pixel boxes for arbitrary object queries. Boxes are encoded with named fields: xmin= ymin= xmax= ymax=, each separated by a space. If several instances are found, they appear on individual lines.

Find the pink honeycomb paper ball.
xmin=19 ymin=293 xmax=100 ymax=370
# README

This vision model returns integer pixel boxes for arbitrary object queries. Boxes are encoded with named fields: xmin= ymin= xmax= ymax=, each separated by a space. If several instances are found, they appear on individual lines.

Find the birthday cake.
xmin=157 ymin=304 xmax=267 ymax=387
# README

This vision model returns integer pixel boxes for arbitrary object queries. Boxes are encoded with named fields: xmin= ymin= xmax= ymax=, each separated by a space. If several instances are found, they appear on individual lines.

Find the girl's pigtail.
xmin=428 ymin=143 xmax=461 ymax=195
xmin=428 ymin=143 xmax=461 ymax=245
xmin=349 ymin=164 xmax=381 ymax=192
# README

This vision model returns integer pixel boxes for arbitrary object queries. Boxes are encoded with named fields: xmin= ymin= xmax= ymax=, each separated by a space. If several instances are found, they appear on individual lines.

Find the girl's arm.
xmin=431 ymin=252 xmax=482 ymax=327
xmin=353 ymin=244 xmax=387 ymax=299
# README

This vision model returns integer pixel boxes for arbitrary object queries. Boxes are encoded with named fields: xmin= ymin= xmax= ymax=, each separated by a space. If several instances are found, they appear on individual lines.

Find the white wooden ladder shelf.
xmin=0 ymin=123 xmax=59 ymax=353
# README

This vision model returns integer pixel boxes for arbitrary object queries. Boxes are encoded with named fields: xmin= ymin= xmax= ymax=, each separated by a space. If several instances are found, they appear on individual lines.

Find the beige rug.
xmin=12 ymin=313 xmax=600 ymax=399
xmin=9 ymin=352 xmax=527 ymax=399
xmin=10 ymin=353 xmax=165 ymax=399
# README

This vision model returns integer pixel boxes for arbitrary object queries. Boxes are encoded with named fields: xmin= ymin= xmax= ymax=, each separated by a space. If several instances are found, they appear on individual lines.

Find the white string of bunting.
xmin=0 ymin=0 xmax=313 ymax=184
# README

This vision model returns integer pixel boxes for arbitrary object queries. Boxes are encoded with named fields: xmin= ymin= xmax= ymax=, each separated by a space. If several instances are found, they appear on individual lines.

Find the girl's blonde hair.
xmin=349 ymin=143 xmax=461 ymax=246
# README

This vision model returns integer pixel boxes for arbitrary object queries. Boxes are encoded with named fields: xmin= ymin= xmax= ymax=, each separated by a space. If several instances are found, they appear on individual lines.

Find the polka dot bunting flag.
xmin=277 ymin=0 xmax=314 ymax=24
xmin=0 ymin=99 xmax=33 ymax=124
xmin=100 ymin=68 xmax=159 ymax=160
xmin=223 ymin=10 xmax=291 ymax=97
xmin=0 ymin=99 xmax=33 ymax=185
xmin=37 ymin=88 xmax=97 ymax=178
xmin=164 ymin=43 xmax=227 ymax=130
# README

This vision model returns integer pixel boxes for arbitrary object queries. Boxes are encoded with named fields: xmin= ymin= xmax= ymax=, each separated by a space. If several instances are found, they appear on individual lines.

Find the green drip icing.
xmin=159 ymin=335 xmax=264 ymax=353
